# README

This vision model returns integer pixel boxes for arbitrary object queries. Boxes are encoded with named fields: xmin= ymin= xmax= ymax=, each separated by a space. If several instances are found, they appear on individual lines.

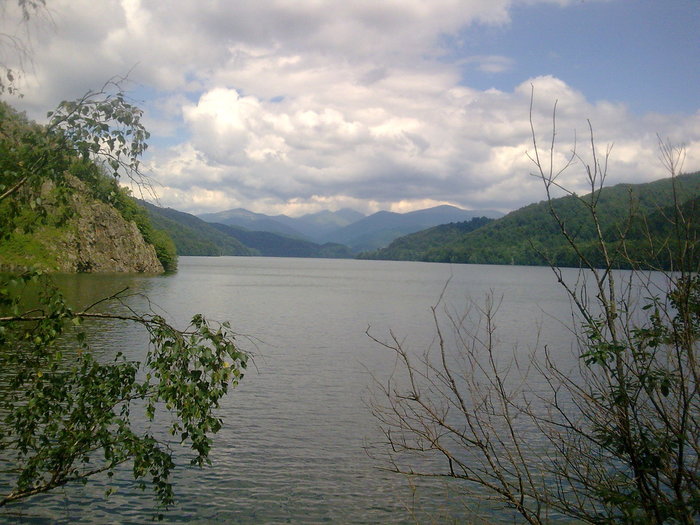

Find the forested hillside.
xmin=210 ymin=222 xmax=353 ymax=258
xmin=359 ymin=216 xmax=493 ymax=260
xmin=140 ymin=201 xmax=255 ymax=256
xmin=362 ymin=172 xmax=700 ymax=268
xmin=142 ymin=200 xmax=353 ymax=258
xmin=0 ymin=102 xmax=176 ymax=272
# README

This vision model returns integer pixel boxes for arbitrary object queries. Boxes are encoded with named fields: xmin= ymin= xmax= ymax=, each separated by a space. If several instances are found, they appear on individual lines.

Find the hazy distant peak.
xmin=298 ymin=208 xmax=365 ymax=221
xmin=196 ymin=204 xmax=503 ymax=251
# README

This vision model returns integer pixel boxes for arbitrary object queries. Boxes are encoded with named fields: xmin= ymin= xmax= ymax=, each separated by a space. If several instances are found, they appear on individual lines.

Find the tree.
xmin=1 ymin=67 xmax=246 ymax=516
xmin=0 ymin=278 xmax=247 ymax=511
xmin=369 ymin=97 xmax=699 ymax=523
xmin=1 ymin=76 xmax=152 ymax=206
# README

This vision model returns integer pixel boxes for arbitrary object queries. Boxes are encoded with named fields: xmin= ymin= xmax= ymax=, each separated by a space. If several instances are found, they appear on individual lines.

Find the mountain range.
xmin=198 ymin=205 xmax=503 ymax=251
xmin=141 ymin=171 xmax=699 ymax=269
xmin=143 ymin=202 xmax=501 ymax=257
xmin=361 ymin=171 xmax=700 ymax=268
xmin=5 ymin=96 xmax=697 ymax=274
xmin=199 ymin=208 xmax=365 ymax=241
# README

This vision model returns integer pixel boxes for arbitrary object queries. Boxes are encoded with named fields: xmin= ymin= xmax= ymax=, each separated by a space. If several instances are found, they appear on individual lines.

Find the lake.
xmin=2 ymin=257 xmax=589 ymax=523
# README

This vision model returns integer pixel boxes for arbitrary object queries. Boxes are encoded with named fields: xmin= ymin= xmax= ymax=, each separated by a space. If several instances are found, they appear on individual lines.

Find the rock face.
xmin=53 ymin=190 xmax=164 ymax=273
xmin=0 ymin=177 xmax=165 ymax=274
xmin=46 ymin=178 xmax=164 ymax=273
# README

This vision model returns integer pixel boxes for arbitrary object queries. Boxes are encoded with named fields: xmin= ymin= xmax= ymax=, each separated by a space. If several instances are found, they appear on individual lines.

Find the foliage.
xmin=46 ymin=79 xmax=150 ymax=186
xmin=370 ymin=103 xmax=699 ymax=523
xmin=1 ymin=72 xmax=243 ymax=514
xmin=209 ymin=222 xmax=354 ymax=258
xmin=358 ymin=216 xmax=493 ymax=261
xmin=361 ymin=172 xmax=699 ymax=268
xmin=140 ymin=201 xmax=255 ymax=257
xmin=0 ymin=272 xmax=247 ymax=512
xmin=1 ymin=76 xmax=151 ymax=205
xmin=0 ymin=101 xmax=177 ymax=272
xmin=0 ymin=225 xmax=67 ymax=271
xmin=147 ymin=228 xmax=178 ymax=272
xmin=0 ymin=101 xmax=73 ymax=227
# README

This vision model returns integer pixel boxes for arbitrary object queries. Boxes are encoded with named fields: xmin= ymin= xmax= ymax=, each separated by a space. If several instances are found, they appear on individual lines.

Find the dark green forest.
xmin=142 ymin=201 xmax=354 ymax=258
xmin=362 ymin=172 xmax=700 ymax=269
xmin=139 ymin=201 xmax=255 ymax=256
xmin=359 ymin=216 xmax=493 ymax=261
xmin=0 ymin=101 xmax=177 ymax=272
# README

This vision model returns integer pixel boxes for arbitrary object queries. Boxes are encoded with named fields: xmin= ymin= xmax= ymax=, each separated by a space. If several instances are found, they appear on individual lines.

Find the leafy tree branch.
xmin=0 ymin=272 xmax=248 ymax=511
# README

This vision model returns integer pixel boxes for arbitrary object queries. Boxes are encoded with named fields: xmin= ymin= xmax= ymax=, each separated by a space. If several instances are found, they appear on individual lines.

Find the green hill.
xmin=359 ymin=216 xmax=494 ymax=261
xmin=209 ymin=222 xmax=353 ymax=258
xmin=362 ymin=172 xmax=700 ymax=269
xmin=141 ymin=202 xmax=353 ymax=258
xmin=139 ymin=201 xmax=255 ymax=256
xmin=0 ymin=102 xmax=177 ymax=273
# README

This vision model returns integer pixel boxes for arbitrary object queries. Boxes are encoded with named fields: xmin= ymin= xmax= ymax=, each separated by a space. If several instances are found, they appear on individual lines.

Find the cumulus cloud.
xmin=3 ymin=0 xmax=698 ymax=216
xmin=147 ymin=72 xmax=698 ymax=215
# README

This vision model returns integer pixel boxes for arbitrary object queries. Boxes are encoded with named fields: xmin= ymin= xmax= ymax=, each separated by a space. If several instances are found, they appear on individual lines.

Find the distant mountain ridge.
xmin=277 ymin=208 xmax=366 ymax=239
xmin=198 ymin=208 xmax=306 ymax=238
xmin=142 ymin=202 xmax=353 ymax=258
xmin=362 ymin=172 xmax=700 ymax=268
xmin=139 ymin=201 xmax=255 ymax=256
xmin=141 ymin=172 xmax=699 ymax=267
xmin=325 ymin=205 xmax=503 ymax=251
xmin=209 ymin=223 xmax=352 ymax=258
xmin=199 ymin=207 xmax=365 ymax=240
xmin=198 ymin=205 xmax=503 ymax=252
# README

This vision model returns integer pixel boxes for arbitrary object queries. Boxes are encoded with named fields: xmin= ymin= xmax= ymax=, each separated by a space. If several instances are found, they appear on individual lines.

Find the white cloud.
xmin=145 ymin=71 xmax=698 ymax=215
xmin=460 ymin=55 xmax=514 ymax=73
xmin=3 ymin=0 xmax=698 ymax=217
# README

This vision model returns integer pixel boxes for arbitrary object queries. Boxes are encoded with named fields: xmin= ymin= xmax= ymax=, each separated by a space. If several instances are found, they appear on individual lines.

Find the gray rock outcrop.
xmin=51 ymin=178 xmax=164 ymax=273
xmin=0 ymin=177 xmax=164 ymax=274
xmin=54 ymin=192 xmax=164 ymax=273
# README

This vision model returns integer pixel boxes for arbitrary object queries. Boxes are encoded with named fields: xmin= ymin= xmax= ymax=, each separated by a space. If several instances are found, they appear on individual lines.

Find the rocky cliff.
xmin=56 ymin=180 xmax=164 ymax=273
xmin=0 ymin=178 xmax=164 ymax=274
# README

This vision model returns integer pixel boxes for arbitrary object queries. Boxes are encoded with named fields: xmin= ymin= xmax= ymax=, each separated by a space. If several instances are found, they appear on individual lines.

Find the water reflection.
xmin=2 ymin=258 xmax=651 ymax=523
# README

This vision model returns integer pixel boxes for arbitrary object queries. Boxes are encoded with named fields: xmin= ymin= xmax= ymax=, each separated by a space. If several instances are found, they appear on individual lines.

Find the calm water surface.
xmin=2 ymin=257 xmax=585 ymax=523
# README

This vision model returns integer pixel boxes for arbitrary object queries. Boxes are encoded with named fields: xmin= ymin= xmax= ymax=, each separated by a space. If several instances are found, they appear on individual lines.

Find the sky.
xmin=2 ymin=0 xmax=699 ymax=217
